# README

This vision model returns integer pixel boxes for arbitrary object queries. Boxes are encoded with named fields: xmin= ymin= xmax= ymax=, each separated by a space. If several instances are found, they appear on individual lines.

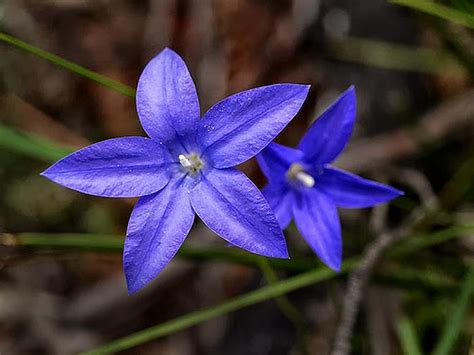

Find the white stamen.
xmin=295 ymin=171 xmax=315 ymax=188
xmin=179 ymin=154 xmax=192 ymax=168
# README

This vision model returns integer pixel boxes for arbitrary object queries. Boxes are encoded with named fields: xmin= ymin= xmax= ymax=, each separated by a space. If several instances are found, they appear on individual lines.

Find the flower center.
xmin=286 ymin=163 xmax=315 ymax=188
xmin=179 ymin=153 xmax=204 ymax=173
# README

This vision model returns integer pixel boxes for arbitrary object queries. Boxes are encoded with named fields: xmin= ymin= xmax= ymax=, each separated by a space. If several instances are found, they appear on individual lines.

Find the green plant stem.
xmin=389 ymin=223 xmax=474 ymax=257
xmin=0 ymin=124 xmax=75 ymax=163
xmin=81 ymin=261 xmax=355 ymax=355
xmin=9 ymin=232 xmax=321 ymax=272
xmin=389 ymin=0 xmax=474 ymax=29
xmin=376 ymin=261 xmax=458 ymax=292
xmin=4 ymin=227 xmax=466 ymax=294
xmin=396 ymin=316 xmax=423 ymax=355
xmin=432 ymin=267 xmax=474 ymax=355
xmin=0 ymin=31 xmax=136 ymax=97
xmin=9 ymin=222 xmax=474 ymax=262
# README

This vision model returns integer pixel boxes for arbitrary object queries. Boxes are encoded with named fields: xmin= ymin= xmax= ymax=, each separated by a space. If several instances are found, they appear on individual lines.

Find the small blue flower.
xmin=42 ymin=48 xmax=310 ymax=293
xmin=257 ymin=86 xmax=403 ymax=271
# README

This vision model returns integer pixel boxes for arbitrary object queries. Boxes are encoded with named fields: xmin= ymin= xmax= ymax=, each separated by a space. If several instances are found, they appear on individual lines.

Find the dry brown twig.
xmin=331 ymin=169 xmax=438 ymax=355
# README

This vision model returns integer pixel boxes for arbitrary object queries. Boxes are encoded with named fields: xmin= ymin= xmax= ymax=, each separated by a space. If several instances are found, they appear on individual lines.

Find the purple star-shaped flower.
xmin=42 ymin=48 xmax=310 ymax=293
xmin=257 ymin=86 xmax=403 ymax=270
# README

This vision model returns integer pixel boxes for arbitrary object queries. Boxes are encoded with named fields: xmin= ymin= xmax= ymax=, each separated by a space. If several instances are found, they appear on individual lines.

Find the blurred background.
xmin=0 ymin=0 xmax=473 ymax=354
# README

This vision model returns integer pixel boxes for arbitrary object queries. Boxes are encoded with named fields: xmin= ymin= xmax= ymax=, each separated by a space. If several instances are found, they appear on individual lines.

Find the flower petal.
xmin=299 ymin=86 xmax=356 ymax=164
xmin=136 ymin=48 xmax=200 ymax=147
xmin=262 ymin=183 xmax=294 ymax=229
xmin=318 ymin=167 xmax=403 ymax=208
xmin=293 ymin=189 xmax=342 ymax=270
xmin=257 ymin=142 xmax=304 ymax=182
xmin=198 ymin=84 xmax=310 ymax=168
xmin=124 ymin=178 xmax=195 ymax=294
xmin=41 ymin=137 xmax=172 ymax=197
xmin=190 ymin=168 xmax=288 ymax=258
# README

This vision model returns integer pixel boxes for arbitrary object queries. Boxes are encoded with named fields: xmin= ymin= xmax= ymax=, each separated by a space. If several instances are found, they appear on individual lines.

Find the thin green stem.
xmin=0 ymin=31 xmax=136 ymax=97
xmin=396 ymin=316 xmax=423 ymax=355
xmin=376 ymin=261 xmax=458 ymax=293
xmin=11 ymin=232 xmax=321 ymax=272
xmin=9 ymin=223 xmax=474 ymax=262
xmin=432 ymin=267 xmax=474 ymax=355
xmin=81 ymin=261 xmax=356 ymax=355
xmin=0 ymin=124 xmax=75 ymax=163
xmin=389 ymin=223 xmax=474 ymax=257
xmin=389 ymin=0 xmax=474 ymax=29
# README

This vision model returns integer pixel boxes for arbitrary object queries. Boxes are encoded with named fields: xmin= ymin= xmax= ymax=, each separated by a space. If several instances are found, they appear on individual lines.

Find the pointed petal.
xmin=41 ymin=137 xmax=172 ymax=197
xmin=136 ymin=48 xmax=200 ymax=146
xmin=293 ymin=189 xmax=342 ymax=270
xmin=198 ymin=84 xmax=310 ymax=168
xmin=190 ymin=168 xmax=288 ymax=258
xmin=318 ymin=167 xmax=403 ymax=208
xmin=124 ymin=178 xmax=195 ymax=294
xmin=299 ymin=86 xmax=356 ymax=164
xmin=262 ymin=183 xmax=294 ymax=229
xmin=257 ymin=142 xmax=304 ymax=182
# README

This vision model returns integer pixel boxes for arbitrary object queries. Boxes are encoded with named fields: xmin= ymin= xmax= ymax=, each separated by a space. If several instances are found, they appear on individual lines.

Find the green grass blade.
xmin=0 ymin=31 xmax=136 ymax=97
xmin=8 ymin=223 xmax=474 ymax=272
xmin=10 ymin=223 xmax=474 ymax=270
xmin=432 ymin=267 xmax=474 ymax=355
xmin=377 ymin=261 xmax=458 ymax=292
xmin=396 ymin=316 xmax=423 ymax=355
xmin=13 ymin=232 xmax=321 ymax=272
xmin=390 ymin=223 xmax=474 ymax=256
xmin=80 ymin=261 xmax=356 ymax=355
xmin=0 ymin=123 xmax=74 ymax=162
xmin=390 ymin=0 xmax=474 ymax=29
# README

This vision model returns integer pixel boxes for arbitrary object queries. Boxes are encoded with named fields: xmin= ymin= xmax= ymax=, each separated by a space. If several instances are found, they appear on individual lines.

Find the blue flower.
xmin=257 ymin=86 xmax=403 ymax=271
xmin=42 ymin=48 xmax=310 ymax=293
